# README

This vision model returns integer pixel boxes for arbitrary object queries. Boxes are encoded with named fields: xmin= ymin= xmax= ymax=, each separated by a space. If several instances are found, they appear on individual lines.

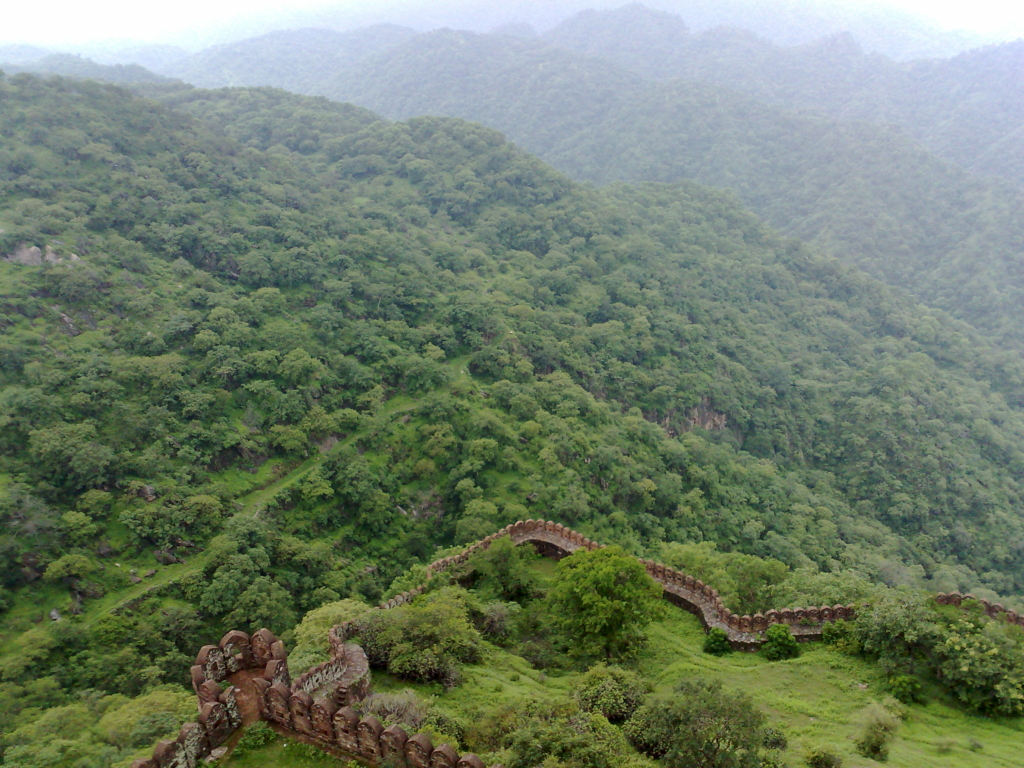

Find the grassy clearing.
xmin=222 ymin=734 xmax=357 ymax=768
xmin=639 ymin=606 xmax=1024 ymax=767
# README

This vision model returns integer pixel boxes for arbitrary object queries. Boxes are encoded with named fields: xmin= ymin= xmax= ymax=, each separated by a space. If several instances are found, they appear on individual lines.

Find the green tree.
xmin=703 ymin=627 xmax=733 ymax=656
xmin=545 ymin=546 xmax=663 ymax=660
xmin=464 ymin=536 xmax=540 ymax=603
xmin=43 ymin=554 xmax=97 ymax=584
xmin=225 ymin=576 xmax=297 ymax=634
xmin=357 ymin=588 xmax=480 ymax=686
xmin=625 ymin=678 xmax=774 ymax=768
xmin=573 ymin=664 xmax=648 ymax=723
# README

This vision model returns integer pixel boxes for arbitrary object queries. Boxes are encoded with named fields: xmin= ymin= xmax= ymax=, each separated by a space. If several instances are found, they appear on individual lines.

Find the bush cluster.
xmin=357 ymin=588 xmax=481 ymax=686
xmin=760 ymin=624 xmax=800 ymax=661
xmin=573 ymin=664 xmax=648 ymax=723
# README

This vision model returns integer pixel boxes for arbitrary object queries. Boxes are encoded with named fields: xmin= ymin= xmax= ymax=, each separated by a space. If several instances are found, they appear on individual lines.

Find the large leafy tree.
xmin=546 ymin=545 xmax=663 ymax=660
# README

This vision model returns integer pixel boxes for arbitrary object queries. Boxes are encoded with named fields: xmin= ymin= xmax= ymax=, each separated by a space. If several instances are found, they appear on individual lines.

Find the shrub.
xmin=479 ymin=601 xmax=521 ymax=643
xmin=703 ymin=627 xmax=733 ymax=656
xmin=762 ymin=727 xmax=788 ymax=751
xmin=357 ymin=587 xmax=480 ymax=686
xmin=931 ymin=613 xmax=1024 ymax=715
xmin=505 ymin=703 xmax=647 ymax=768
xmin=361 ymin=690 xmax=431 ymax=731
xmin=855 ymin=703 xmax=901 ymax=761
xmin=235 ymin=721 xmax=277 ymax=754
xmin=625 ymin=678 xmax=774 ymax=768
xmin=804 ymin=747 xmax=842 ymax=768
xmin=573 ymin=664 xmax=648 ymax=723
xmin=885 ymin=674 xmax=923 ymax=704
xmin=761 ymin=624 xmax=800 ymax=661
xmin=821 ymin=618 xmax=855 ymax=651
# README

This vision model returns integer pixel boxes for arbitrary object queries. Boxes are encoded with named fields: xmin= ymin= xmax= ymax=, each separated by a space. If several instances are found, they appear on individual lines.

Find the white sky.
xmin=3 ymin=0 xmax=1023 ymax=49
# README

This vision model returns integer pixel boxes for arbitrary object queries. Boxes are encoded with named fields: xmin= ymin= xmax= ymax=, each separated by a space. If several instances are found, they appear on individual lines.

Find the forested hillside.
xmin=314 ymin=29 xmax=1024 ymax=356
xmin=4 ymin=64 xmax=1024 ymax=765
xmin=4 ymin=73 xmax=1024 ymax=619
xmin=545 ymin=4 xmax=1024 ymax=188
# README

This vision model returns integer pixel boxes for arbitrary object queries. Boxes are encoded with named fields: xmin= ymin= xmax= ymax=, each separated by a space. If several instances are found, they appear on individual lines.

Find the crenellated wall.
xmin=129 ymin=629 xmax=275 ymax=768
xmin=132 ymin=520 xmax=1023 ymax=768
xmin=131 ymin=622 xmax=499 ymax=768
xmin=409 ymin=519 xmax=1023 ymax=649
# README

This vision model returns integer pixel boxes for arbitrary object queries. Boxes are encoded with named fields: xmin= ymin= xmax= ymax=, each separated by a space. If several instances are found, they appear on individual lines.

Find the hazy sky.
xmin=4 ymin=0 xmax=1024 ymax=48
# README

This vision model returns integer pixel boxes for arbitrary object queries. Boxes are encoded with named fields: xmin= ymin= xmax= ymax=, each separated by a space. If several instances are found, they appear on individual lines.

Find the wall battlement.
xmin=130 ymin=624 xmax=497 ymax=768
xmin=130 ymin=519 xmax=1023 ymax=768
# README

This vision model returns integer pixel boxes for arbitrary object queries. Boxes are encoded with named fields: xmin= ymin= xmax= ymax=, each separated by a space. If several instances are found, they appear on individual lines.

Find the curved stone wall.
xmin=133 ymin=520 xmax=1023 ymax=768
xmin=406 ymin=519 xmax=1023 ymax=649
xmin=131 ymin=624 xmax=498 ymax=768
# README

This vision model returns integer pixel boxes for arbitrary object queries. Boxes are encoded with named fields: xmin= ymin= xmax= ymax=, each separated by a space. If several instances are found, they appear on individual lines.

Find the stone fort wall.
xmin=129 ymin=629 xmax=497 ymax=768
xmin=130 ymin=519 xmax=1023 ymax=767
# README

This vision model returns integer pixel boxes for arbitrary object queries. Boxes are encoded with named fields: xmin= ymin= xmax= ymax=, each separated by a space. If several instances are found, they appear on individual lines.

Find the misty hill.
xmin=0 ymin=53 xmax=169 ymax=84
xmin=316 ymin=29 xmax=1024 ymax=353
xmin=0 ymin=45 xmax=51 ymax=65
xmin=545 ymin=4 xmax=1024 ymax=188
xmin=91 ymin=43 xmax=190 ymax=71
xmin=197 ymin=0 xmax=994 ymax=62
xmin=158 ymin=24 xmax=416 ymax=92
xmin=653 ymin=0 xmax=995 ymax=59
xmin=5 ymin=72 xmax=1024 ymax=764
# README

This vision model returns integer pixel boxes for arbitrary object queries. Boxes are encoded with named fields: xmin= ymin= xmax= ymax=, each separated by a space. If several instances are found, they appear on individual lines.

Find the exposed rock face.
xmin=6 ymin=244 xmax=42 ymax=265
xmin=684 ymin=396 xmax=727 ymax=431
xmin=5 ymin=243 xmax=80 ymax=265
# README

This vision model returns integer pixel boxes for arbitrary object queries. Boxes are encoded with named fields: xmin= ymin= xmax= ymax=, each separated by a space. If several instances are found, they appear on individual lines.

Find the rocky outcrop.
xmin=4 ymin=243 xmax=79 ymax=265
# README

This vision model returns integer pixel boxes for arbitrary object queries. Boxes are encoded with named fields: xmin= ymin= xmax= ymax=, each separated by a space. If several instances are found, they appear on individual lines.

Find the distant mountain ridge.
xmin=0 ymin=53 xmax=169 ymax=84
xmin=545 ymin=4 xmax=1024 ymax=188
xmin=314 ymin=28 xmax=1024 ymax=354
xmin=158 ymin=24 xmax=417 ymax=93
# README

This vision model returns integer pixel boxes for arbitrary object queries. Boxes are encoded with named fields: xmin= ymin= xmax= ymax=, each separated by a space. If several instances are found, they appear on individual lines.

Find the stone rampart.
xmin=130 ymin=629 xmax=270 ymax=768
xmin=132 ymin=621 xmax=498 ymax=768
xmin=409 ymin=519 xmax=1023 ymax=649
xmin=134 ymin=520 xmax=1022 ymax=768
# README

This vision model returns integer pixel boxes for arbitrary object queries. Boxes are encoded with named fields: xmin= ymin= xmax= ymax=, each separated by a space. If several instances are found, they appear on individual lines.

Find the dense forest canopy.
xmin=311 ymin=28 xmax=1024 ymax=358
xmin=0 ymin=4 xmax=1023 ymax=759
xmin=3 ymin=75 xmax=1024 ymax=618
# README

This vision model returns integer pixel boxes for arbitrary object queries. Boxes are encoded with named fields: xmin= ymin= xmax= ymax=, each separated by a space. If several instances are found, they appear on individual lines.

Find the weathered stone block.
xmin=357 ymin=715 xmax=384 ymax=761
xmin=334 ymin=706 xmax=360 ymax=753
xmin=250 ymin=628 xmax=278 ymax=665
xmin=431 ymin=744 xmax=459 ymax=768
xmin=311 ymin=698 xmax=338 ymax=744
xmin=266 ymin=682 xmax=292 ymax=728
xmin=406 ymin=733 xmax=434 ymax=768
xmin=382 ymin=724 xmax=409 ymax=765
